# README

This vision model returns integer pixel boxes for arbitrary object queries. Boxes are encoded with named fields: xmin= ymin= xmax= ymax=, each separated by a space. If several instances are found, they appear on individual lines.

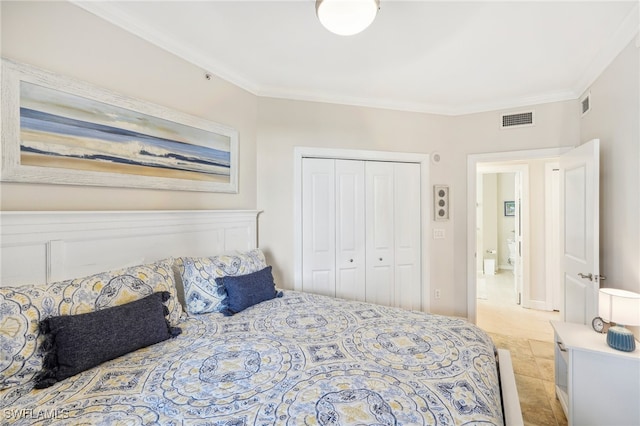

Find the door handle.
xmin=578 ymin=272 xmax=593 ymax=281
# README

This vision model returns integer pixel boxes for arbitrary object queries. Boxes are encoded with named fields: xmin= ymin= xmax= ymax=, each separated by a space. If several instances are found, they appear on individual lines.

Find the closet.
xmin=301 ymin=158 xmax=422 ymax=310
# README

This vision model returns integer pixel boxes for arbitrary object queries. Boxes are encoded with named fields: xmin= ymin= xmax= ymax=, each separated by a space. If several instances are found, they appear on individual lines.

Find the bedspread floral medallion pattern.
xmin=0 ymin=259 xmax=182 ymax=390
xmin=0 ymin=292 xmax=504 ymax=425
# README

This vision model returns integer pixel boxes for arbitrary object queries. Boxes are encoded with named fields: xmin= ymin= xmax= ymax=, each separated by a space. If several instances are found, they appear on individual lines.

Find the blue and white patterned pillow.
xmin=0 ymin=259 xmax=182 ymax=390
xmin=178 ymin=249 xmax=267 ymax=315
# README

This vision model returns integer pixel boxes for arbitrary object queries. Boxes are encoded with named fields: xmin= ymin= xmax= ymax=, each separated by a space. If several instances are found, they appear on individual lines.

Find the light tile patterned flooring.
xmin=477 ymin=271 xmax=568 ymax=426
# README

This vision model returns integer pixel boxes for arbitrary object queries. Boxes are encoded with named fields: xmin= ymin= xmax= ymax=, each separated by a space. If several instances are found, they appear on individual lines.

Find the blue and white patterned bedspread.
xmin=0 ymin=291 xmax=503 ymax=425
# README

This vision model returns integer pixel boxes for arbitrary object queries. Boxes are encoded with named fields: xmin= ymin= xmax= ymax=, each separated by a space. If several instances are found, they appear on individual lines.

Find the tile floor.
xmin=476 ymin=271 xmax=567 ymax=426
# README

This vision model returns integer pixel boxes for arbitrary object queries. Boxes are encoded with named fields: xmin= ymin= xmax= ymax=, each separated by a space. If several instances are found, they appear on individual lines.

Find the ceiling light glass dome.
xmin=316 ymin=0 xmax=380 ymax=36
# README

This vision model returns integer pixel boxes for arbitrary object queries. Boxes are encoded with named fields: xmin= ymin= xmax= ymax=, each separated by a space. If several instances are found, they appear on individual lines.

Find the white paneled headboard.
xmin=0 ymin=210 xmax=260 ymax=287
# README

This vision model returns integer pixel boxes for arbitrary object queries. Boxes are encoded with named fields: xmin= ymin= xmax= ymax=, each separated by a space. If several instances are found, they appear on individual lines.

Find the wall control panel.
xmin=434 ymin=185 xmax=450 ymax=221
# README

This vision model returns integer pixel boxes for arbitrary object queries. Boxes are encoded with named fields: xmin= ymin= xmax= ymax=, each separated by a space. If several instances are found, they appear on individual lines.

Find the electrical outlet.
xmin=434 ymin=289 xmax=441 ymax=299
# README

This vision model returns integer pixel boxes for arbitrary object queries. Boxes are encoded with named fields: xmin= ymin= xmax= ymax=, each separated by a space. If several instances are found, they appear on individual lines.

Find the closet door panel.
xmin=301 ymin=156 xmax=423 ymax=310
xmin=365 ymin=162 xmax=395 ymax=306
xmin=394 ymin=163 xmax=422 ymax=311
xmin=302 ymin=158 xmax=336 ymax=297
xmin=335 ymin=160 xmax=366 ymax=301
xmin=395 ymin=265 xmax=417 ymax=310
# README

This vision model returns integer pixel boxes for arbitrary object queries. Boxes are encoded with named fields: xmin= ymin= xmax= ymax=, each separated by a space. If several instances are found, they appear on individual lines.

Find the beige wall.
xmin=580 ymin=38 xmax=640 ymax=294
xmin=448 ymin=102 xmax=579 ymax=315
xmin=1 ymin=1 xmax=258 ymax=211
xmin=257 ymin=98 xmax=579 ymax=316
xmin=255 ymin=98 xmax=454 ymax=310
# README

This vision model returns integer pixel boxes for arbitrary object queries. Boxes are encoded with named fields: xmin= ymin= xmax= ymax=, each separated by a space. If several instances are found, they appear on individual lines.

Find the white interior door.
xmin=335 ymin=160 xmax=366 ymax=301
xmin=545 ymin=163 xmax=562 ymax=312
xmin=514 ymin=172 xmax=523 ymax=305
xmin=476 ymin=178 xmax=484 ymax=275
xmin=302 ymin=158 xmax=336 ymax=297
xmin=560 ymin=139 xmax=600 ymax=324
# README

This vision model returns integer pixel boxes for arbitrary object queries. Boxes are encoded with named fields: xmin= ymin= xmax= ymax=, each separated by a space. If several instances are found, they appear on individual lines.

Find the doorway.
xmin=476 ymin=165 xmax=526 ymax=309
xmin=466 ymin=147 xmax=571 ymax=329
xmin=474 ymin=161 xmax=562 ymax=341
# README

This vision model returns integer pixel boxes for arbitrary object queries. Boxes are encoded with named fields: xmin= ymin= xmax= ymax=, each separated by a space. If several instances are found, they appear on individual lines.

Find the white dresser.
xmin=551 ymin=321 xmax=640 ymax=426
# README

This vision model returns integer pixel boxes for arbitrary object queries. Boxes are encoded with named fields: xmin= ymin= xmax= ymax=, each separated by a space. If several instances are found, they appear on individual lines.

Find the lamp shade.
xmin=599 ymin=288 xmax=640 ymax=326
xmin=316 ymin=0 xmax=380 ymax=36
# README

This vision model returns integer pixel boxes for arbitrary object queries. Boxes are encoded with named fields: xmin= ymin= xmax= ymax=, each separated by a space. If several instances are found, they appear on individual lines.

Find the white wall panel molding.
xmin=1 ymin=210 xmax=260 ymax=286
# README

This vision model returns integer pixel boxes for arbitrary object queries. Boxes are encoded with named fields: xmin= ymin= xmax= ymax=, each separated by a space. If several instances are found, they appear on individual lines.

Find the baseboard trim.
xmin=528 ymin=299 xmax=552 ymax=311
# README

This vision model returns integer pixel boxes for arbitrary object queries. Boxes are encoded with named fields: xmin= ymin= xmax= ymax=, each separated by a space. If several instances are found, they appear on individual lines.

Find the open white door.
xmin=559 ymin=139 xmax=600 ymax=324
xmin=514 ymin=172 xmax=523 ymax=305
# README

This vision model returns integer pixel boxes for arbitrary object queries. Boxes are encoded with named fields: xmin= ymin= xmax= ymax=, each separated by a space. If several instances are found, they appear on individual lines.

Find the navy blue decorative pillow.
xmin=216 ymin=266 xmax=283 ymax=316
xmin=34 ymin=292 xmax=181 ymax=389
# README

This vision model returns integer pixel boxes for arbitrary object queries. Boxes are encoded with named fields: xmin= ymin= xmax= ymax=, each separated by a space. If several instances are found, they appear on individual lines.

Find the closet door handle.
xmin=379 ymin=257 xmax=383 ymax=261
xmin=349 ymin=259 xmax=354 ymax=263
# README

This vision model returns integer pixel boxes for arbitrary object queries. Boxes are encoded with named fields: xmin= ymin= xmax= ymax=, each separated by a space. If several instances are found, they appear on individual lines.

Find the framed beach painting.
xmin=1 ymin=59 xmax=238 ymax=193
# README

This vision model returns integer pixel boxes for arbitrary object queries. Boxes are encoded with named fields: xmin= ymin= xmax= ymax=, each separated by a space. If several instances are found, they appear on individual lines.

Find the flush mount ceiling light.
xmin=316 ymin=0 xmax=380 ymax=36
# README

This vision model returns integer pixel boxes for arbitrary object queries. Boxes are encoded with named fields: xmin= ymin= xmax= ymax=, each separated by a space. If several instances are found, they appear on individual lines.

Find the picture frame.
xmin=1 ymin=59 xmax=238 ymax=193
xmin=504 ymin=201 xmax=515 ymax=216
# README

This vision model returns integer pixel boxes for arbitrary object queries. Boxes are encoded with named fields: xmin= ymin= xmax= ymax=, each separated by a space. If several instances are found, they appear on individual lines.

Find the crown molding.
xmin=72 ymin=1 xmax=261 ymax=96
xmin=450 ymin=90 xmax=579 ymax=116
xmin=572 ymin=2 xmax=639 ymax=98
xmin=256 ymin=85 xmax=460 ymax=116
xmin=72 ymin=1 xmax=634 ymax=117
xmin=257 ymin=85 xmax=578 ymax=116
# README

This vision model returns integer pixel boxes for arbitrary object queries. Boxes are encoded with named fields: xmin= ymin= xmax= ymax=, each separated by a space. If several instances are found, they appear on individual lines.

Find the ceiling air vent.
xmin=501 ymin=111 xmax=534 ymax=129
xmin=581 ymin=92 xmax=591 ymax=116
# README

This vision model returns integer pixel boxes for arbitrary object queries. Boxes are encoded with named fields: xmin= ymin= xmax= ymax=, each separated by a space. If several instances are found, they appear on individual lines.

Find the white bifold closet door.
xmin=365 ymin=161 xmax=421 ymax=310
xmin=301 ymin=159 xmax=366 ymax=300
xmin=336 ymin=160 xmax=366 ymax=301
xmin=301 ymin=158 xmax=421 ymax=309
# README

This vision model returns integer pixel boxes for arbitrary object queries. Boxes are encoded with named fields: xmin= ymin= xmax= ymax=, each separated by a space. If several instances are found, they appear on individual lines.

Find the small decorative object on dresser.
xmin=598 ymin=288 xmax=640 ymax=352
xmin=591 ymin=315 xmax=607 ymax=333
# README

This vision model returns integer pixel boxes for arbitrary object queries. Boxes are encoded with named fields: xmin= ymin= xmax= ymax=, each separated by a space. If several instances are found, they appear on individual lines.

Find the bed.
xmin=0 ymin=210 xmax=522 ymax=425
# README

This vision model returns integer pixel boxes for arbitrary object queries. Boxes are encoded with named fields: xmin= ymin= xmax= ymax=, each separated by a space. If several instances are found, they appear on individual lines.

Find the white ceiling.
xmin=75 ymin=1 xmax=638 ymax=115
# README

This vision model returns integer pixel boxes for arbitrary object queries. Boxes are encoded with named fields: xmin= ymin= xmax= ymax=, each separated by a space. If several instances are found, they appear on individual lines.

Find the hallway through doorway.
xmin=477 ymin=270 xmax=559 ymax=342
